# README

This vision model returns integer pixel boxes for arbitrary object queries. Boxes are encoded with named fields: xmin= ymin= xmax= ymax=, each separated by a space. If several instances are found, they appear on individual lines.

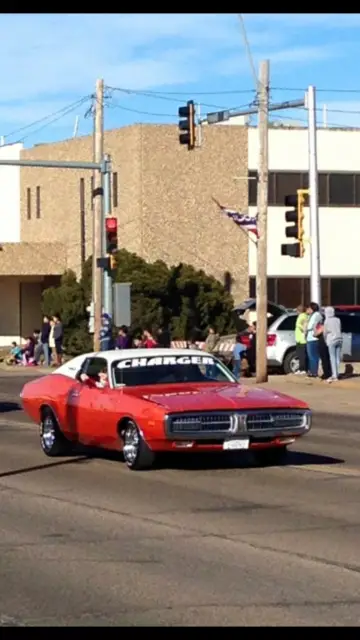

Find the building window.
xmin=36 ymin=186 xmax=41 ymax=218
xmin=330 ymin=278 xmax=355 ymax=305
xmin=328 ymin=173 xmax=355 ymax=206
xmin=321 ymin=278 xmax=331 ymax=306
xmin=113 ymin=172 xmax=118 ymax=208
xmin=90 ymin=175 xmax=94 ymax=211
xmin=275 ymin=172 xmax=302 ymax=205
xmin=80 ymin=178 xmax=85 ymax=212
xmin=300 ymin=172 xmax=309 ymax=190
xmin=318 ymin=174 xmax=329 ymax=206
xmin=26 ymin=188 xmax=31 ymax=220
xmin=248 ymin=277 xmax=276 ymax=302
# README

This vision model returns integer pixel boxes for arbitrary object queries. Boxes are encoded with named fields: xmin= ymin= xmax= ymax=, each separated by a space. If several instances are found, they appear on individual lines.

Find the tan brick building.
xmin=1 ymin=123 xmax=249 ymax=345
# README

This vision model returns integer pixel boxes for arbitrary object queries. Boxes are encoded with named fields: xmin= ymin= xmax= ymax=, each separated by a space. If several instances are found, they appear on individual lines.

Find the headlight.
xmin=303 ymin=410 xmax=312 ymax=430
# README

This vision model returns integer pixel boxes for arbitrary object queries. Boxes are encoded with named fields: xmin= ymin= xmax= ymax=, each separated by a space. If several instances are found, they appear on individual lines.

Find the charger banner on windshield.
xmin=116 ymin=355 xmax=215 ymax=369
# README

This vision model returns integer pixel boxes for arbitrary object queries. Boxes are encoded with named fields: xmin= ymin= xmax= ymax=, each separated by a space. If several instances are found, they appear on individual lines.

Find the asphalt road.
xmin=1 ymin=374 xmax=360 ymax=626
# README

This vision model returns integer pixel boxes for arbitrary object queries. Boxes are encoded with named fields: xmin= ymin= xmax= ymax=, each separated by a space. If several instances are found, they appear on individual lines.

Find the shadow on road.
xmin=0 ymin=402 xmax=22 ymax=413
xmin=283 ymin=450 xmax=344 ymax=466
xmin=0 ymin=455 xmax=90 ymax=479
xmin=78 ymin=447 xmax=344 ymax=472
xmin=156 ymin=450 xmax=345 ymax=471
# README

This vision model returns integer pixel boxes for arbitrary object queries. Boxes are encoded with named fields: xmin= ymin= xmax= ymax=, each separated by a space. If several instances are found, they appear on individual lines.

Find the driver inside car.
xmin=80 ymin=367 xmax=109 ymax=389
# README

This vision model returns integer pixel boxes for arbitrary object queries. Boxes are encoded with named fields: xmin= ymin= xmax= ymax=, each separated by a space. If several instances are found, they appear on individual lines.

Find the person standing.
xmin=142 ymin=329 xmax=158 ymax=348
xmin=204 ymin=327 xmax=219 ymax=354
xmin=305 ymin=302 xmax=323 ymax=377
xmin=157 ymin=326 xmax=171 ymax=348
xmin=99 ymin=313 xmax=113 ymax=351
xmin=323 ymin=307 xmax=343 ymax=382
xmin=35 ymin=315 xmax=51 ymax=367
xmin=52 ymin=314 xmax=64 ymax=366
xmin=49 ymin=319 xmax=55 ymax=365
xmin=313 ymin=316 xmax=332 ymax=380
xmin=295 ymin=305 xmax=308 ymax=375
xmin=232 ymin=334 xmax=246 ymax=380
xmin=115 ymin=325 xmax=131 ymax=349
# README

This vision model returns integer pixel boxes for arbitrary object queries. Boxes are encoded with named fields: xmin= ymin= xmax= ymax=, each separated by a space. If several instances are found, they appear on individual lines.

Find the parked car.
xmin=215 ymin=300 xmax=360 ymax=374
xmin=20 ymin=348 xmax=312 ymax=471
xmin=236 ymin=304 xmax=360 ymax=374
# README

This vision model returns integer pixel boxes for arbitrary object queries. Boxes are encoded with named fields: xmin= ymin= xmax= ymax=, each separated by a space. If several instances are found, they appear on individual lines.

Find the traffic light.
xmin=109 ymin=254 xmax=117 ymax=270
xmin=178 ymin=100 xmax=196 ymax=150
xmin=281 ymin=189 xmax=307 ymax=258
xmin=105 ymin=216 xmax=118 ymax=254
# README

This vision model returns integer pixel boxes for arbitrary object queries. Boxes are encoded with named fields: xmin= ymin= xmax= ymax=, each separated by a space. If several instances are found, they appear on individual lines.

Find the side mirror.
xmin=75 ymin=370 xmax=83 ymax=382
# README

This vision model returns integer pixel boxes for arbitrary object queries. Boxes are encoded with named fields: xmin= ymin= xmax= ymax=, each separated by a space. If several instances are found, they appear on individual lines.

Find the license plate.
xmin=223 ymin=439 xmax=249 ymax=450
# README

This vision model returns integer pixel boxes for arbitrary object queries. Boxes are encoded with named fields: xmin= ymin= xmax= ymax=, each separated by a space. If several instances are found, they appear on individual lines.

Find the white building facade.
xmin=247 ymin=126 xmax=360 ymax=307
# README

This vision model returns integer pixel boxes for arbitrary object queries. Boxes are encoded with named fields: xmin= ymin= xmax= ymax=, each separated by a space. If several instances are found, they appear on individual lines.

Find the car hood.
xmin=124 ymin=383 xmax=308 ymax=413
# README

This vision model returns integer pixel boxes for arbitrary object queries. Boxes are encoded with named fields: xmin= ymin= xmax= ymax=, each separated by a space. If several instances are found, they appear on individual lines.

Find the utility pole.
xmin=255 ymin=60 xmax=270 ymax=384
xmin=307 ymin=85 xmax=321 ymax=305
xmin=93 ymin=78 xmax=104 ymax=351
xmin=102 ymin=153 xmax=113 ymax=317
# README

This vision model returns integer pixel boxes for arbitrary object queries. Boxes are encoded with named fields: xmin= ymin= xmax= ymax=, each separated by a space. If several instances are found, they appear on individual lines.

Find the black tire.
xmin=252 ymin=446 xmax=288 ymax=467
xmin=40 ymin=408 xmax=70 ymax=457
xmin=122 ymin=420 xmax=156 ymax=471
xmin=283 ymin=349 xmax=299 ymax=375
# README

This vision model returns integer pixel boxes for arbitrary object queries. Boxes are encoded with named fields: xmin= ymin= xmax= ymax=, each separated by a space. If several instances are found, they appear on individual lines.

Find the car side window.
xmin=277 ymin=316 xmax=296 ymax=331
xmin=337 ymin=314 xmax=360 ymax=334
xmin=84 ymin=357 xmax=108 ymax=380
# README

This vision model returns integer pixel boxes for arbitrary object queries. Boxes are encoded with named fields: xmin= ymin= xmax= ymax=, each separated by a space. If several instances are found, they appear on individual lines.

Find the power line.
xmin=273 ymin=87 xmax=360 ymax=94
xmin=269 ymin=112 xmax=360 ymax=129
xmin=2 ymin=95 xmax=92 ymax=141
xmin=237 ymin=14 xmax=259 ymax=91
xmin=105 ymin=85 xmax=253 ymax=111
xmin=15 ymin=96 xmax=92 ymax=144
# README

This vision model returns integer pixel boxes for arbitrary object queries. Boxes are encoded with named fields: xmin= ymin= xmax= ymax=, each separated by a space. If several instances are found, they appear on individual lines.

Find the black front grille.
xmin=246 ymin=412 xmax=305 ymax=432
xmin=166 ymin=409 xmax=309 ymax=438
xmin=169 ymin=413 xmax=232 ymax=434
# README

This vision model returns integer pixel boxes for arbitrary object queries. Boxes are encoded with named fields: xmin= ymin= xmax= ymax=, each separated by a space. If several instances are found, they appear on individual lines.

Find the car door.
xmin=65 ymin=356 xmax=107 ymax=445
xmin=76 ymin=356 xmax=116 ymax=447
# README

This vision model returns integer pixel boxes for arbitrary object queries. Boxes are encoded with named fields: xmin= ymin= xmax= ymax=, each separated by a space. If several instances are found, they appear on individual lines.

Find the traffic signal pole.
xmin=255 ymin=60 xmax=270 ymax=384
xmin=93 ymin=79 xmax=104 ymax=352
xmin=307 ymin=86 xmax=321 ymax=306
xmin=102 ymin=153 xmax=113 ymax=319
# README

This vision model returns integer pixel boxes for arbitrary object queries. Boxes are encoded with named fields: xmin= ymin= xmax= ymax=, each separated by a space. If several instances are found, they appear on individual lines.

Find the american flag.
xmin=219 ymin=205 xmax=258 ymax=238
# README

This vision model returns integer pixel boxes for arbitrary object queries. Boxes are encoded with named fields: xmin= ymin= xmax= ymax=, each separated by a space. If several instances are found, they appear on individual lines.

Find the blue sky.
xmin=2 ymin=13 xmax=360 ymax=148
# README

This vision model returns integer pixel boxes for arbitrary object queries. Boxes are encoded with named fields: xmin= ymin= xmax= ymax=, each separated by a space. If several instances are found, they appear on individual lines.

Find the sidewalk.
xmin=244 ymin=375 xmax=360 ymax=415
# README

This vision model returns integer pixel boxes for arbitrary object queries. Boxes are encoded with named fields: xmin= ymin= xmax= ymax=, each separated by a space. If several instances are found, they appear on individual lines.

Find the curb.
xmin=284 ymin=375 xmax=360 ymax=390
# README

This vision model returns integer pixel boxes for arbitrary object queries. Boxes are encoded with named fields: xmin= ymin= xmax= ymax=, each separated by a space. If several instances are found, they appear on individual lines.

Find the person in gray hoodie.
xmin=323 ymin=307 xmax=342 ymax=382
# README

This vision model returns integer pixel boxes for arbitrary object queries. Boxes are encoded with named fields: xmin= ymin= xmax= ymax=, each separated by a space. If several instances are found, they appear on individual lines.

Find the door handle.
xmin=69 ymin=390 xmax=80 ymax=399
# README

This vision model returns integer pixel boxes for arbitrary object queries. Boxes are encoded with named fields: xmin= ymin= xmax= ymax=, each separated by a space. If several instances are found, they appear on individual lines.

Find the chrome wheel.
xmin=290 ymin=357 xmax=300 ymax=373
xmin=123 ymin=423 xmax=140 ymax=465
xmin=41 ymin=415 xmax=56 ymax=452
xmin=40 ymin=409 xmax=70 ymax=457
xmin=121 ymin=420 xmax=156 ymax=471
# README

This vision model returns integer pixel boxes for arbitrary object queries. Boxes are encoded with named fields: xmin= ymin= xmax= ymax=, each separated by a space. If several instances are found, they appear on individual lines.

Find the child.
xmin=6 ymin=342 xmax=22 ymax=365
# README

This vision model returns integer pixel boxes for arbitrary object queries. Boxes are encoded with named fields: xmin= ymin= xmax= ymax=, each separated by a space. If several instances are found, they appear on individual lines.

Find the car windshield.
xmin=112 ymin=354 xmax=236 ymax=387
